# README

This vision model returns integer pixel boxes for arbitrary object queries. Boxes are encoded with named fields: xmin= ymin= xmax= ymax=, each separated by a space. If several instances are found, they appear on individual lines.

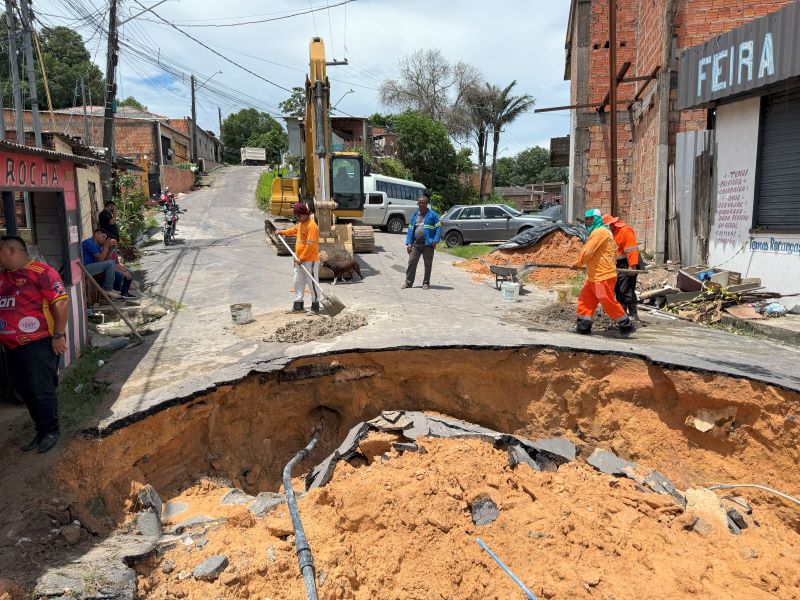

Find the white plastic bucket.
xmin=230 ymin=303 xmax=253 ymax=325
xmin=500 ymin=282 xmax=521 ymax=302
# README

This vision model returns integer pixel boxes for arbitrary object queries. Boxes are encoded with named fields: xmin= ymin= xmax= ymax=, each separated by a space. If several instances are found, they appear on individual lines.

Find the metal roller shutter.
xmin=756 ymin=87 xmax=800 ymax=231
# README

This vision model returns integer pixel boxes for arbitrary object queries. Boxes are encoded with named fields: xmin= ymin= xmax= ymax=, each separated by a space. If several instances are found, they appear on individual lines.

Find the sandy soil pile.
xmin=228 ymin=310 xmax=367 ymax=344
xmin=266 ymin=312 xmax=367 ymax=343
xmin=636 ymin=267 xmax=678 ymax=293
xmin=457 ymin=231 xmax=583 ymax=287
xmin=135 ymin=434 xmax=799 ymax=600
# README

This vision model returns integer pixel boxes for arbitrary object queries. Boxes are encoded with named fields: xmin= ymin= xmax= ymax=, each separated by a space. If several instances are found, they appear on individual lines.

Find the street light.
xmin=332 ymin=89 xmax=355 ymax=110
xmin=196 ymin=71 xmax=223 ymax=92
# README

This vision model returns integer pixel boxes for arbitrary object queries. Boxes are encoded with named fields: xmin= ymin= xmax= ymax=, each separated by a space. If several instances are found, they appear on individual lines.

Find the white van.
xmin=362 ymin=191 xmax=418 ymax=233
xmin=361 ymin=174 xmax=427 ymax=233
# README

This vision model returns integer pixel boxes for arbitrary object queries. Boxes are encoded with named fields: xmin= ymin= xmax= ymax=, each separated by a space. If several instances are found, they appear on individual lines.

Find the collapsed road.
xmin=1 ymin=166 xmax=799 ymax=599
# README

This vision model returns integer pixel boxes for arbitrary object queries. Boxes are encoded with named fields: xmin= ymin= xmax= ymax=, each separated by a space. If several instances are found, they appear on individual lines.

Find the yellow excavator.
xmin=265 ymin=37 xmax=374 ymax=266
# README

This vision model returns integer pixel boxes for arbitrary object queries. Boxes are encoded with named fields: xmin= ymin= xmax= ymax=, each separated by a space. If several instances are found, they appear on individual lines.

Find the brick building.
xmin=563 ymin=0 xmax=795 ymax=263
xmin=167 ymin=118 xmax=223 ymax=166
xmin=3 ymin=107 xmax=195 ymax=194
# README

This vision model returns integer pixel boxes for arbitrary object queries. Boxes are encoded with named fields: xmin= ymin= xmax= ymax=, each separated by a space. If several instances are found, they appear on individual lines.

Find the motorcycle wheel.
xmin=163 ymin=225 xmax=171 ymax=246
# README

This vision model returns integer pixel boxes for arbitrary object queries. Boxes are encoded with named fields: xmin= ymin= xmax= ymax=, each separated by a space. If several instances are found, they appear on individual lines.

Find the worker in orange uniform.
xmin=278 ymin=203 xmax=321 ymax=314
xmin=571 ymin=209 xmax=636 ymax=337
xmin=603 ymin=214 xmax=644 ymax=320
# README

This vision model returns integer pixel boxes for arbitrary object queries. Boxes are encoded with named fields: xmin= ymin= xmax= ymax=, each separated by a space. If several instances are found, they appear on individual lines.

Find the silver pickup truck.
xmin=361 ymin=191 xmax=418 ymax=233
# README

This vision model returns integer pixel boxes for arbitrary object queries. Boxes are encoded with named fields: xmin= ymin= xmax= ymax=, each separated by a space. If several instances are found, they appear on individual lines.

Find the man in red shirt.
xmin=0 ymin=236 xmax=69 ymax=453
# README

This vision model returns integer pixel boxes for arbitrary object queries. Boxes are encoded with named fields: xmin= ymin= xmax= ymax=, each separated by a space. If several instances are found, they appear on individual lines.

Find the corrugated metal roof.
xmin=54 ymin=105 xmax=169 ymax=120
xmin=0 ymin=138 xmax=106 ymax=166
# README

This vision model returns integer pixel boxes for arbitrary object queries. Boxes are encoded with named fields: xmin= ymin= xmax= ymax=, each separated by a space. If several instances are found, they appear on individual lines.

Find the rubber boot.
xmin=307 ymin=301 xmax=320 ymax=315
xmin=616 ymin=316 xmax=637 ymax=338
xmin=287 ymin=301 xmax=304 ymax=313
xmin=570 ymin=318 xmax=592 ymax=335
xmin=627 ymin=302 xmax=639 ymax=321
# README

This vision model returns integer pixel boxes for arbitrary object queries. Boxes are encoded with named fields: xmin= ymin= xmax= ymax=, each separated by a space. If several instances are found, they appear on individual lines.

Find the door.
xmin=363 ymin=193 xmax=386 ymax=225
xmin=452 ymin=206 xmax=483 ymax=242
xmin=482 ymin=205 xmax=512 ymax=241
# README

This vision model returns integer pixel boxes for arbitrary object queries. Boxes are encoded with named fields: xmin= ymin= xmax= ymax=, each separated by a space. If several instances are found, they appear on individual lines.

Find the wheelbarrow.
xmin=489 ymin=262 xmax=642 ymax=290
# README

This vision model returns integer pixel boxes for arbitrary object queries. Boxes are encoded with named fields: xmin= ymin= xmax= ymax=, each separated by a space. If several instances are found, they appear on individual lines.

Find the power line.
xmin=130 ymin=0 xmax=293 ymax=94
xmin=326 ymin=0 xmax=335 ymax=58
xmin=308 ymin=0 xmax=319 ymax=35
xmin=135 ymin=0 xmax=357 ymax=28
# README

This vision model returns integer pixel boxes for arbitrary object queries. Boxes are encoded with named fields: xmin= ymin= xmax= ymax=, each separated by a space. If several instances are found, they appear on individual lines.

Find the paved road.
xmin=94 ymin=166 xmax=800 ymax=430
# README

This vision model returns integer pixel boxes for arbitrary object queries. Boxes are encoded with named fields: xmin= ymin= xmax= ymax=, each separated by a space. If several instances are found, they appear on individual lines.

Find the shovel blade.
xmin=322 ymin=293 xmax=346 ymax=317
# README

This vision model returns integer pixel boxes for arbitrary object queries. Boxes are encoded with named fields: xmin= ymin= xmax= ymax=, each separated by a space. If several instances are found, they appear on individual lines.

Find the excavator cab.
xmin=330 ymin=153 xmax=364 ymax=216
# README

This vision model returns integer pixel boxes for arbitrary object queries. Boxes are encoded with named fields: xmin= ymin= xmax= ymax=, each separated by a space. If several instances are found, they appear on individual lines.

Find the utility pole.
xmin=190 ymin=74 xmax=198 ymax=163
xmin=80 ymin=77 xmax=91 ymax=145
xmin=218 ymin=106 xmax=223 ymax=138
xmin=19 ymin=0 xmax=41 ymax=147
xmin=0 ymin=93 xmax=5 ymax=140
xmin=102 ymin=0 xmax=118 ymax=203
xmin=5 ymin=0 xmax=25 ymax=144
xmin=608 ymin=0 xmax=618 ymax=216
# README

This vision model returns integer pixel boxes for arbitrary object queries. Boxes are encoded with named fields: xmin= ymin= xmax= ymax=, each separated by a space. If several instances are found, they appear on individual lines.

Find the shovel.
xmin=527 ymin=262 xmax=642 ymax=276
xmin=277 ymin=235 xmax=346 ymax=317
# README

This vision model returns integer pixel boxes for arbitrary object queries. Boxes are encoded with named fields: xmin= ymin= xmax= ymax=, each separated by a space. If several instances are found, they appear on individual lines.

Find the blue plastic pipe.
xmin=476 ymin=538 xmax=537 ymax=600
xmin=284 ymin=430 xmax=322 ymax=600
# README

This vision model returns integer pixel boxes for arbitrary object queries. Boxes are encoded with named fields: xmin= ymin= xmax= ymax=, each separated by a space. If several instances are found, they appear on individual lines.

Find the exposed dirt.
xmin=456 ymin=231 xmax=583 ymax=287
xmin=57 ymin=348 xmax=800 ymax=532
xmin=514 ymin=302 xmax=617 ymax=330
xmin=228 ymin=309 xmax=367 ymax=344
xmin=135 ymin=434 xmax=800 ymax=600
xmin=636 ymin=266 xmax=679 ymax=293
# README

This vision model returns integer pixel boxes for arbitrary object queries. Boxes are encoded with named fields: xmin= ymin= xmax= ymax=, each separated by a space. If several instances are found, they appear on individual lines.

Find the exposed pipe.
xmin=476 ymin=538 xmax=537 ymax=600
xmin=284 ymin=429 xmax=322 ymax=600
xmin=708 ymin=484 xmax=800 ymax=508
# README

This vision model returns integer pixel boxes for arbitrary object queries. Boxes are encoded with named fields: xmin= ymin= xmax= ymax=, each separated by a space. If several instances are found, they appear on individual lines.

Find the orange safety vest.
xmin=282 ymin=220 xmax=320 ymax=262
xmin=611 ymin=222 xmax=640 ymax=268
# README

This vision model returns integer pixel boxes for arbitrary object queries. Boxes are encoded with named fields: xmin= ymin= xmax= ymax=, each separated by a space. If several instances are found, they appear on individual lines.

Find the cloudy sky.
xmin=37 ymin=0 xmax=572 ymax=158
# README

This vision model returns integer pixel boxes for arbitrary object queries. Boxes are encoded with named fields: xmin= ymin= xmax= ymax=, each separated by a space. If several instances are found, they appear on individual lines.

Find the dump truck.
xmin=264 ymin=37 xmax=374 ymax=263
xmin=240 ymin=147 xmax=267 ymax=166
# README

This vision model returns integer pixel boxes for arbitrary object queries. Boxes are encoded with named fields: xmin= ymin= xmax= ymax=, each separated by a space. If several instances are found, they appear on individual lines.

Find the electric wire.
xmin=707 ymin=484 xmax=800 ymax=508
xmin=308 ymin=0 xmax=319 ymax=36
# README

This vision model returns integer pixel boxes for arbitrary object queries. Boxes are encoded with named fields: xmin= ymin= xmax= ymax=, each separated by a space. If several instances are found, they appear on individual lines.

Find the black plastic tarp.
xmin=493 ymin=221 xmax=588 ymax=251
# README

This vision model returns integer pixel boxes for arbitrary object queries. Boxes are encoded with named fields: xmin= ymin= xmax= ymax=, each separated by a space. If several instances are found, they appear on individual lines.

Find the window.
xmin=377 ymin=181 xmax=387 ymax=193
xmin=332 ymin=157 xmax=359 ymax=194
xmin=484 ymin=206 xmax=509 ymax=219
xmin=449 ymin=208 xmax=463 ymax=220
xmin=368 ymin=194 xmax=384 ymax=205
xmin=501 ymin=204 xmax=522 ymax=216
xmin=460 ymin=207 xmax=482 ymax=220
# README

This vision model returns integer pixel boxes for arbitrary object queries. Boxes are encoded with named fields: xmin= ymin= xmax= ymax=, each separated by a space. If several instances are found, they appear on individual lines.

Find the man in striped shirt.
xmin=0 ymin=236 xmax=69 ymax=453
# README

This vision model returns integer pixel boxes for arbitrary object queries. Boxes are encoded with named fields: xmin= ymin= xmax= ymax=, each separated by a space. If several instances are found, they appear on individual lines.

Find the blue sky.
xmin=36 ymin=0 xmax=572 ymax=158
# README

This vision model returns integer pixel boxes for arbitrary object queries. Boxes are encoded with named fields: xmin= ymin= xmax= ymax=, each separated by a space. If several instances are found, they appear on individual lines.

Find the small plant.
xmin=255 ymin=170 xmax=276 ymax=212
xmin=114 ymin=174 xmax=148 ymax=245
xmin=174 ymin=161 xmax=195 ymax=170
xmin=438 ymin=244 xmax=493 ymax=260
xmin=59 ymin=347 xmax=112 ymax=434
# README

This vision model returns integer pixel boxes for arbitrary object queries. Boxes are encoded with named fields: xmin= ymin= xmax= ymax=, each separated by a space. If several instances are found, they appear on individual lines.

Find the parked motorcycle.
xmin=161 ymin=201 xmax=186 ymax=246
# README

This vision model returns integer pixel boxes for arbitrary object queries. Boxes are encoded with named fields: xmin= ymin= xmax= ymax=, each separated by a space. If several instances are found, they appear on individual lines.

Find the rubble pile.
xmin=129 ymin=415 xmax=799 ymax=600
xmin=457 ymin=231 xmax=583 ymax=286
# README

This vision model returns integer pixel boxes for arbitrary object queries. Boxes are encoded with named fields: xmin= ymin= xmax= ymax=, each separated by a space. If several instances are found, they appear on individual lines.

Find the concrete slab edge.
xmin=86 ymin=341 xmax=800 ymax=439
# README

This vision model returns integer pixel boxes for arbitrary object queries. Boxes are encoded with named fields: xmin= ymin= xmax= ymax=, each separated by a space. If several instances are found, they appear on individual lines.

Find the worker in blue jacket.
xmin=403 ymin=196 xmax=441 ymax=290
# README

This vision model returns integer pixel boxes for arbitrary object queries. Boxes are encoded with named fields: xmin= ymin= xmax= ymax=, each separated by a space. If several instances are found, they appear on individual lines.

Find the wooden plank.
xmin=666 ymin=290 xmax=701 ymax=304
xmin=725 ymin=305 xmax=764 ymax=320
xmin=639 ymin=286 xmax=680 ymax=300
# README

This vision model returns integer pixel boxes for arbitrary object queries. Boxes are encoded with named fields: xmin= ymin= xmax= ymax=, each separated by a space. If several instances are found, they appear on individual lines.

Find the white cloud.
xmin=38 ymin=0 xmax=572 ymax=156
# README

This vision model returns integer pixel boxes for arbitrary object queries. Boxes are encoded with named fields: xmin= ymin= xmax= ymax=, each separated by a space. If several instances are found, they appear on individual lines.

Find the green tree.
xmin=118 ymin=96 xmax=148 ymax=111
xmin=394 ymin=111 xmax=471 ymax=210
xmin=486 ymin=81 xmax=535 ymax=190
xmin=494 ymin=156 xmax=516 ymax=187
xmin=37 ymin=27 xmax=104 ymax=109
xmin=0 ymin=25 xmax=104 ymax=110
xmin=222 ymin=108 xmax=287 ymax=164
xmin=367 ymin=112 xmax=395 ymax=129
xmin=493 ymin=146 xmax=568 ymax=187
xmin=245 ymin=129 xmax=289 ymax=165
xmin=278 ymin=86 xmax=305 ymax=117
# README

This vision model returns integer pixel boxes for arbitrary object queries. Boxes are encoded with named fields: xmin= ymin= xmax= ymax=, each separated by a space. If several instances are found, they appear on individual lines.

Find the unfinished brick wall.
xmin=162 ymin=165 xmax=194 ymax=194
xmin=570 ymin=0 xmax=796 ymax=253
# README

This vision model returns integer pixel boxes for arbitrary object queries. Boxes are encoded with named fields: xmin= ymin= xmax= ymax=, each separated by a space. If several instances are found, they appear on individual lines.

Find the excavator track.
xmin=352 ymin=225 xmax=375 ymax=254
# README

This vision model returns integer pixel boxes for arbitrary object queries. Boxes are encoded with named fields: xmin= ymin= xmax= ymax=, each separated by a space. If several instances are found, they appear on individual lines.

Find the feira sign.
xmin=0 ymin=151 xmax=64 ymax=191
xmin=677 ymin=2 xmax=800 ymax=110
